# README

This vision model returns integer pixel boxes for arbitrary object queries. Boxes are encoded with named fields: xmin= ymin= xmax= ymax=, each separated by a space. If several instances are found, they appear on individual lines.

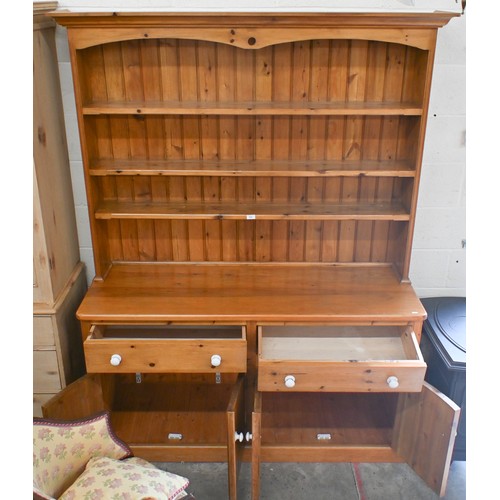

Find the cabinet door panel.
xmin=227 ymin=375 xmax=246 ymax=500
xmin=392 ymin=381 xmax=460 ymax=497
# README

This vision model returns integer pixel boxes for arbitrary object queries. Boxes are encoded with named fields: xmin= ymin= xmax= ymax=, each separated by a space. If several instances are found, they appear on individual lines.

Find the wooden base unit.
xmin=48 ymin=9 xmax=461 ymax=499
xmin=251 ymin=383 xmax=459 ymax=498
xmin=43 ymin=372 xmax=246 ymax=498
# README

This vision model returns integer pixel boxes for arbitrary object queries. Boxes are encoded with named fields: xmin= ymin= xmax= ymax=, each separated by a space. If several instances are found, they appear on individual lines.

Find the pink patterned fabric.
xmin=59 ymin=456 xmax=189 ymax=500
xmin=33 ymin=411 xmax=132 ymax=498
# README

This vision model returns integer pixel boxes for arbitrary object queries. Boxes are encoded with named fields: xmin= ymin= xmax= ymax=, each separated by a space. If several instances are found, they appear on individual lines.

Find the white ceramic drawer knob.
xmin=110 ymin=354 xmax=122 ymax=366
xmin=387 ymin=376 xmax=399 ymax=389
xmin=235 ymin=432 xmax=244 ymax=442
xmin=211 ymin=354 xmax=222 ymax=367
xmin=284 ymin=375 xmax=296 ymax=388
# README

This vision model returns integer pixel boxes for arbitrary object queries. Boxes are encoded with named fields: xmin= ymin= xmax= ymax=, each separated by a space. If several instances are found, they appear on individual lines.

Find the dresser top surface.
xmin=77 ymin=263 xmax=426 ymax=323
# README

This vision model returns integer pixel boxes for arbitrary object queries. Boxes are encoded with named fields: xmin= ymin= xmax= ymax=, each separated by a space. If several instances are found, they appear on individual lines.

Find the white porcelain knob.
xmin=235 ymin=432 xmax=244 ymax=442
xmin=245 ymin=432 xmax=253 ymax=442
xmin=387 ymin=376 xmax=399 ymax=389
xmin=284 ymin=375 xmax=296 ymax=388
xmin=110 ymin=354 xmax=122 ymax=366
xmin=211 ymin=354 xmax=222 ymax=367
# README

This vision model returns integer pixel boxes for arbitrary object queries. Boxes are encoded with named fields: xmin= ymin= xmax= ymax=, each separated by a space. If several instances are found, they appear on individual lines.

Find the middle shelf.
xmin=82 ymin=100 xmax=424 ymax=116
xmin=89 ymin=159 xmax=417 ymax=178
xmin=94 ymin=199 xmax=410 ymax=221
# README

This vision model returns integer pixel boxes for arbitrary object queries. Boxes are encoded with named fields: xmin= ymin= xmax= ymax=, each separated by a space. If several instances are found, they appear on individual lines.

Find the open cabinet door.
xmin=227 ymin=374 xmax=246 ymax=500
xmin=393 ymin=382 xmax=461 ymax=497
xmin=42 ymin=373 xmax=110 ymax=419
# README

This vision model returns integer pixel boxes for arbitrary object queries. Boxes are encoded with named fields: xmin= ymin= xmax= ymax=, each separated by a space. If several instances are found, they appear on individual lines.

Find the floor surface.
xmin=154 ymin=460 xmax=466 ymax=499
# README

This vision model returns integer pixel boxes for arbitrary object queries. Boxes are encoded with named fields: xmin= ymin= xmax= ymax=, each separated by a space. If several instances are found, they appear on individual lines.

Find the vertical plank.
xmin=177 ymin=40 xmax=203 ymax=261
xmin=141 ymin=41 xmax=171 ymax=261
xmin=269 ymin=42 xmax=294 ymax=262
xmin=236 ymin=47 xmax=256 ymax=261
xmin=255 ymin=46 xmax=274 ymax=261
xmin=165 ymin=175 xmax=186 ymax=262
xmin=217 ymin=43 xmax=238 ymax=261
xmin=121 ymin=40 xmax=156 ymax=261
xmin=325 ymin=39 xmax=349 ymax=231
xmin=198 ymin=41 xmax=221 ymax=261
xmin=339 ymin=41 xmax=368 ymax=261
xmin=307 ymin=40 xmax=330 ymax=261
xmin=355 ymin=41 xmax=387 ymax=262
xmin=101 ymin=44 xmax=136 ymax=261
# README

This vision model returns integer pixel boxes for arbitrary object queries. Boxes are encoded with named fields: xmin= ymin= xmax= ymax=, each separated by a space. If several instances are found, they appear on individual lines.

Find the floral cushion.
xmin=33 ymin=411 xmax=132 ymax=498
xmin=59 ymin=456 xmax=190 ymax=500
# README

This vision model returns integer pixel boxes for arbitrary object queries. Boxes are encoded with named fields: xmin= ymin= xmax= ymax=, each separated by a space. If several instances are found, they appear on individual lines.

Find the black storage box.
xmin=420 ymin=297 xmax=466 ymax=461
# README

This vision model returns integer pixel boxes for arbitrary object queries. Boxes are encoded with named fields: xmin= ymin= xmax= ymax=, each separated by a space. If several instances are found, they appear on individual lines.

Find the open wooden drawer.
xmin=84 ymin=324 xmax=247 ymax=373
xmin=258 ymin=325 xmax=426 ymax=392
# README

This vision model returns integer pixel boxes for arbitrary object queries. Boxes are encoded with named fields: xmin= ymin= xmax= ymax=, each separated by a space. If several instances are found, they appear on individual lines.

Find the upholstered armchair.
xmin=33 ymin=411 xmax=194 ymax=499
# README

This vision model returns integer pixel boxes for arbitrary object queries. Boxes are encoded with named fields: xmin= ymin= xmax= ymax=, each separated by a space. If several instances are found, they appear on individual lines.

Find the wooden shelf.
xmin=94 ymin=200 xmax=410 ymax=221
xmin=259 ymin=392 xmax=397 ymax=447
xmin=89 ymin=159 xmax=416 ymax=178
xmin=76 ymin=262 xmax=427 ymax=323
xmin=82 ymin=100 xmax=423 ymax=116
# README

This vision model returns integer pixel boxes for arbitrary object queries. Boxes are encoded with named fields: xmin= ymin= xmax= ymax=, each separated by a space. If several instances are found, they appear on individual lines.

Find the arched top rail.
xmin=51 ymin=11 xmax=457 ymax=51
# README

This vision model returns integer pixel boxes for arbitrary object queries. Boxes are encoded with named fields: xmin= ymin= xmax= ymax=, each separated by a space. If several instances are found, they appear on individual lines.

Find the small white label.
xmin=246 ymin=214 xmax=256 ymax=220
xmin=316 ymin=433 xmax=332 ymax=440
xmin=168 ymin=433 xmax=183 ymax=440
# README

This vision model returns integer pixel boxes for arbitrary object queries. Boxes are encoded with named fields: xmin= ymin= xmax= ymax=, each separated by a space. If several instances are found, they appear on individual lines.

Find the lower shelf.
xmin=42 ymin=373 xmax=246 ymax=462
xmin=255 ymin=392 xmax=402 ymax=463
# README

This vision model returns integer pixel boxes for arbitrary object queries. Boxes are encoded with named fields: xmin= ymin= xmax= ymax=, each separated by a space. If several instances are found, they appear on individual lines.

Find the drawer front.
xmin=258 ymin=360 xmax=426 ymax=392
xmin=33 ymin=393 xmax=56 ymax=417
xmin=258 ymin=325 xmax=426 ymax=393
xmin=33 ymin=316 xmax=55 ymax=346
xmin=84 ymin=325 xmax=247 ymax=374
xmin=33 ymin=350 xmax=61 ymax=392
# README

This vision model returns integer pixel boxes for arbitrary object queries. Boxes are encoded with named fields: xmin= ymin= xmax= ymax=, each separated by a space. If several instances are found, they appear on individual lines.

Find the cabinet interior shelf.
xmin=82 ymin=100 xmax=423 ymax=116
xmin=94 ymin=200 xmax=410 ymax=221
xmin=89 ymin=159 xmax=416 ymax=178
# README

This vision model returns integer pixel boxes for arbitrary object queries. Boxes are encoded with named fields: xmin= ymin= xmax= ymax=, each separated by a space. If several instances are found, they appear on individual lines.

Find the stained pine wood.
xmin=94 ymin=199 xmax=410 ymax=221
xmin=50 ymin=10 xmax=459 ymax=499
xmin=393 ymin=382 xmax=460 ymax=497
xmin=227 ymin=375 xmax=246 ymax=500
xmin=84 ymin=324 xmax=247 ymax=373
xmin=76 ymin=262 xmax=426 ymax=325
xmin=42 ymin=373 xmax=109 ymax=420
xmin=89 ymin=158 xmax=416 ymax=177
xmin=258 ymin=326 xmax=426 ymax=392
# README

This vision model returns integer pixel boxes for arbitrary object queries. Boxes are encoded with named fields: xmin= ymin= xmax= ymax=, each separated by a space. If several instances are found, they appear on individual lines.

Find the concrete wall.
xmin=52 ymin=1 xmax=466 ymax=298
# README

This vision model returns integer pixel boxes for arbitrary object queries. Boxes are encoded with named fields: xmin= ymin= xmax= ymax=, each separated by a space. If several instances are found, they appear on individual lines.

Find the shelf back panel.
xmin=72 ymin=35 xmax=430 ymax=278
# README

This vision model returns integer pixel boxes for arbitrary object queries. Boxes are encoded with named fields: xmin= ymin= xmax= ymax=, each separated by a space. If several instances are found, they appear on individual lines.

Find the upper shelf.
xmin=89 ymin=159 xmax=416 ymax=178
xmin=82 ymin=100 xmax=423 ymax=116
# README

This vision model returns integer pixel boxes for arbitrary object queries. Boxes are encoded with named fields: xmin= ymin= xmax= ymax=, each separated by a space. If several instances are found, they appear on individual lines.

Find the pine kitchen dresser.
xmin=44 ymin=8 xmax=462 ymax=499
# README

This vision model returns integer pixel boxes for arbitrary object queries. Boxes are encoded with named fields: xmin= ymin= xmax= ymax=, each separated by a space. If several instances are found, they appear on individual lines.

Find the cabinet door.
xmin=392 ymin=381 xmax=460 ymax=497
xmin=227 ymin=375 xmax=246 ymax=500
xmin=42 ymin=373 xmax=109 ymax=419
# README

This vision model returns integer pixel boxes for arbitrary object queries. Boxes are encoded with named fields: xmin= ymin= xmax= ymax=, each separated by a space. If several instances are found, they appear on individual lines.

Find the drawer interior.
xmin=260 ymin=325 xmax=419 ymax=361
xmin=92 ymin=324 xmax=245 ymax=340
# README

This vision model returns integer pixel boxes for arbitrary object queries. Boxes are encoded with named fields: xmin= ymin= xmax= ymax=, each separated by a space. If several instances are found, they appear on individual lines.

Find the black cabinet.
xmin=420 ymin=297 xmax=466 ymax=461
